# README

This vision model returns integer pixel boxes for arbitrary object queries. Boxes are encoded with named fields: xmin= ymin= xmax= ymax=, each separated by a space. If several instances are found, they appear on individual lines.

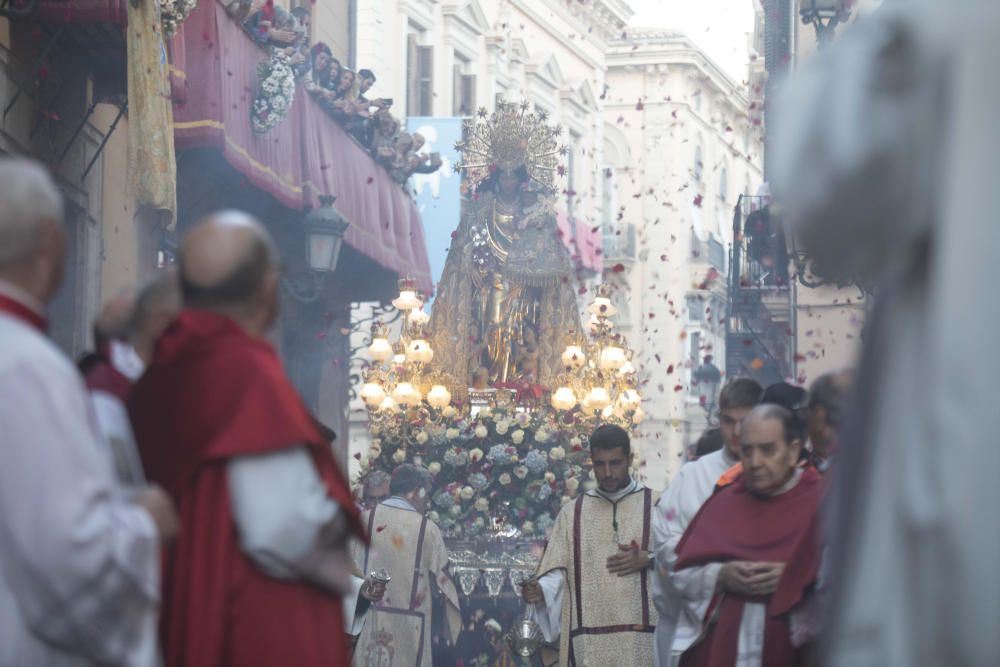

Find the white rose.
xmin=472 ymin=517 xmax=485 ymax=528
xmin=446 ymin=428 xmax=460 ymax=440
xmin=510 ymin=454 xmax=519 ymax=463
xmin=534 ymin=429 xmax=549 ymax=443
xmin=474 ymin=425 xmax=488 ymax=439
xmin=495 ymin=420 xmax=510 ymax=435
xmin=499 ymin=473 xmax=512 ymax=485
xmin=549 ymin=446 xmax=566 ymax=460
xmin=450 ymin=505 xmax=462 ymax=516
xmin=392 ymin=449 xmax=407 ymax=464
xmin=474 ymin=497 xmax=489 ymax=512
xmin=428 ymin=462 xmax=442 ymax=474
xmin=469 ymin=448 xmax=484 ymax=463
xmin=371 ymin=439 xmax=382 ymax=449
xmin=427 ymin=511 xmax=440 ymax=523
xmin=511 ymin=430 xmax=525 ymax=445
xmin=480 ymin=407 xmax=492 ymax=419
xmin=442 ymin=406 xmax=458 ymax=418
xmin=514 ymin=465 xmax=529 ymax=479
xmin=366 ymin=447 xmax=380 ymax=461
xmin=416 ymin=431 xmax=429 ymax=444
xmin=522 ymin=521 xmax=535 ymax=535
xmin=544 ymin=472 xmax=556 ymax=483
xmin=569 ymin=437 xmax=582 ymax=449
xmin=460 ymin=486 xmax=475 ymax=500
xmin=565 ymin=477 xmax=580 ymax=494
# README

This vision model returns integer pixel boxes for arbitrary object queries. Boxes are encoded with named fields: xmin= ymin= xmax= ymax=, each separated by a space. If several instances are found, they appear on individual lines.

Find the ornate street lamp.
xmin=304 ymin=195 xmax=350 ymax=273
xmin=283 ymin=195 xmax=350 ymax=303
xmin=800 ymin=0 xmax=852 ymax=45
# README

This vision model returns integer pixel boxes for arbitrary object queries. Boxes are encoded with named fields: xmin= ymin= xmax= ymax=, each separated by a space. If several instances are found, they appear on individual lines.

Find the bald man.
xmin=80 ymin=273 xmax=180 ymax=483
xmin=0 ymin=157 xmax=177 ymax=666
xmin=129 ymin=210 xmax=365 ymax=667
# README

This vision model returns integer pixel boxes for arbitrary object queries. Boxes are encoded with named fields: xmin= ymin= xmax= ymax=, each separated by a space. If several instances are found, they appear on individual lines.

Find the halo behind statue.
xmin=455 ymin=101 xmax=565 ymax=194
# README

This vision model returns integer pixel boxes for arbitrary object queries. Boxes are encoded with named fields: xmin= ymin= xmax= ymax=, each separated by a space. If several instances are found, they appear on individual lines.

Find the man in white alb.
xmin=0 ymin=157 xmax=178 ymax=666
xmin=651 ymin=378 xmax=763 ymax=665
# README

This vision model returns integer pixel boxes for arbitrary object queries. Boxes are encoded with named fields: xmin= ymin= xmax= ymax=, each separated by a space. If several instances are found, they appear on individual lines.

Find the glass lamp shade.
xmin=427 ymin=385 xmax=452 ymax=409
xmin=551 ymin=387 xmax=578 ymax=411
xmin=618 ymin=361 xmax=636 ymax=376
xmin=602 ymin=405 xmax=616 ymax=419
xmin=588 ymin=296 xmax=618 ymax=317
xmin=405 ymin=339 xmax=434 ymax=364
xmin=360 ymin=382 xmax=387 ymax=407
xmin=585 ymin=387 xmax=612 ymax=411
xmin=599 ymin=346 xmax=627 ymax=370
xmin=391 ymin=382 xmax=423 ymax=406
xmin=561 ymin=345 xmax=586 ymax=369
xmin=304 ymin=195 xmax=350 ymax=272
xmin=378 ymin=396 xmax=399 ymax=413
xmin=617 ymin=388 xmax=642 ymax=410
xmin=368 ymin=338 xmax=394 ymax=363
xmin=409 ymin=309 xmax=430 ymax=326
xmin=392 ymin=290 xmax=424 ymax=311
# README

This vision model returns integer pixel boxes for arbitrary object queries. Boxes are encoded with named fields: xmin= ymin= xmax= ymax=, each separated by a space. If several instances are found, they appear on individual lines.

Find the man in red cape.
xmin=673 ymin=404 xmax=823 ymax=667
xmin=130 ymin=211 xmax=366 ymax=667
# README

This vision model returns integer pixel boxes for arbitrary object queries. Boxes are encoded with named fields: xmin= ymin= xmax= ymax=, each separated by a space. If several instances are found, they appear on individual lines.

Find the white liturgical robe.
xmin=772 ymin=1 xmax=1000 ymax=664
xmin=0 ymin=291 xmax=160 ymax=667
xmin=535 ymin=480 xmax=658 ymax=667
xmin=651 ymin=447 xmax=739 ymax=664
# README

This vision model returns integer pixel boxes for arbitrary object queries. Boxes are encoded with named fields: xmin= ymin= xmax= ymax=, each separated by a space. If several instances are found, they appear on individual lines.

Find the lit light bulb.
xmin=617 ymin=389 xmax=642 ymax=410
xmin=587 ymin=296 xmax=617 ymax=317
xmin=368 ymin=337 xmax=393 ymax=363
xmin=406 ymin=339 xmax=434 ymax=364
xmin=392 ymin=290 xmax=423 ymax=311
xmin=427 ymin=384 xmax=452 ymax=409
xmin=561 ymin=345 xmax=586 ymax=369
xmin=409 ymin=308 xmax=430 ymax=326
xmin=379 ymin=396 xmax=398 ymax=413
xmin=360 ymin=382 xmax=387 ymax=407
xmin=599 ymin=346 xmax=627 ymax=370
xmin=618 ymin=361 xmax=635 ymax=376
xmin=391 ymin=382 xmax=423 ymax=406
xmin=551 ymin=386 xmax=578 ymax=410
xmin=585 ymin=387 xmax=612 ymax=410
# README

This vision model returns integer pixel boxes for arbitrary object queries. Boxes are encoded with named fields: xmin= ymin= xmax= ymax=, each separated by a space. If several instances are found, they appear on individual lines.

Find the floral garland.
xmin=160 ymin=0 xmax=197 ymax=39
xmin=360 ymin=402 xmax=594 ymax=541
xmin=251 ymin=53 xmax=296 ymax=135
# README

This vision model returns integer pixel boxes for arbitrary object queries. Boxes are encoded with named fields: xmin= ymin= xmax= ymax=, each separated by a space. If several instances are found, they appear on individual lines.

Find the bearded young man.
xmin=651 ymin=378 xmax=763 ymax=664
xmin=673 ymin=405 xmax=824 ymax=666
xmin=522 ymin=424 xmax=658 ymax=666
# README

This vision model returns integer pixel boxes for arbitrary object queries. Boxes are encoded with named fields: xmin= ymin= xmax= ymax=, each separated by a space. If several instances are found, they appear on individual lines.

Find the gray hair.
xmin=0 ymin=158 xmax=63 ymax=265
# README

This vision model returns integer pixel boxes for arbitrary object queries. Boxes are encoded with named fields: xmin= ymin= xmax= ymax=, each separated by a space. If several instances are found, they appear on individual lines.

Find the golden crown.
xmin=454 ymin=100 xmax=566 ymax=193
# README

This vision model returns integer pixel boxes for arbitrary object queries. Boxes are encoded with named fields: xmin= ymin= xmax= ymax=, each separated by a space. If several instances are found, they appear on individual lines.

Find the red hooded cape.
xmin=675 ymin=468 xmax=823 ymax=667
xmin=130 ymin=310 xmax=365 ymax=667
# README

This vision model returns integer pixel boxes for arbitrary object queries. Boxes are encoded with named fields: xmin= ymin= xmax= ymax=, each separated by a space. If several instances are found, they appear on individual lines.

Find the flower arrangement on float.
xmin=357 ymin=279 xmax=644 ymax=541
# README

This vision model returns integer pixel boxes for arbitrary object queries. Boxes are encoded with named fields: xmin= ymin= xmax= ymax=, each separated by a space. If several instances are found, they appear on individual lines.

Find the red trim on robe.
xmin=0 ymin=293 xmax=47 ymax=333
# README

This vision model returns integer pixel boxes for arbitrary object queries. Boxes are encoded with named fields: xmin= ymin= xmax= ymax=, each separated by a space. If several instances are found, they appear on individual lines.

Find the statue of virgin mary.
xmin=429 ymin=103 xmax=583 ymax=390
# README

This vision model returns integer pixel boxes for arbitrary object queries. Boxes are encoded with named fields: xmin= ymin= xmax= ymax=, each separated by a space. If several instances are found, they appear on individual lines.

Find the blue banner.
xmin=406 ymin=116 xmax=465 ymax=302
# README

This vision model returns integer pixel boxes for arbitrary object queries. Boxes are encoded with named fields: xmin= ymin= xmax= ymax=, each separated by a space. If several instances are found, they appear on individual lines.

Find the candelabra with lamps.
xmin=359 ymin=278 xmax=457 ymax=447
xmin=549 ymin=284 xmax=645 ymax=436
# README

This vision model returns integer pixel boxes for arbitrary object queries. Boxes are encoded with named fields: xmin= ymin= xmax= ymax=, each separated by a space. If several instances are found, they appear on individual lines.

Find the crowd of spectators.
xmin=225 ymin=0 xmax=442 ymax=186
